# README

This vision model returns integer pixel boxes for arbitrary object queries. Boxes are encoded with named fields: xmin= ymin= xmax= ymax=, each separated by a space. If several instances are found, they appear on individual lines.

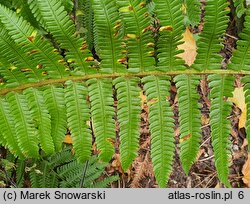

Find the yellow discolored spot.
xmin=27 ymin=31 xmax=37 ymax=42
xmin=179 ymin=134 xmax=191 ymax=143
xmin=159 ymin=26 xmax=173 ymax=32
xmin=148 ymin=98 xmax=159 ymax=106
xmin=64 ymin=134 xmax=73 ymax=144
xmin=147 ymin=42 xmax=155 ymax=48
xmin=140 ymin=2 xmax=146 ymax=8
xmin=85 ymin=57 xmax=94 ymax=62
xmin=126 ymin=34 xmax=137 ymax=39
xmin=119 ymin=6 xmax=133 ymax=13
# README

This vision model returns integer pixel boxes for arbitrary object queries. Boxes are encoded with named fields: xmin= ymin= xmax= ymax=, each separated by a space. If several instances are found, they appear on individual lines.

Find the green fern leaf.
xmin=0 ymin=98 xmax=23 ymax=158
xmin=142 ymin=76 xmax=174 ymax=187
xmin=65 ymin=81 xmax=92 ymax=162
xmin=80 ymin=0 xmax=95 ymax=51
xmin=208 ymin=75 xmax=234 ymax=187
xmin=117 ymin=0 xmax=155 ymax=72
xmin=43 ymin=86 xmax=67 ymax=152
xmin=0 ymin=4 xmax=68 ymax=79
xmin=184 ymin=0 xmax=201 ymax=26
xmin=24 ymin=88 xmax=55 ymax=155
xmin=0 ymin=26 xmax=42 ymax=83
xmin=229 ymin=8 xmax=250 ymax=71
xmin=193 ymin=0 xmax=229 ymax=70
xmin=6 ymin=92 xmax=39 ymax=158
xmin=243 ymin=77 xmax=250 ymax=152
xmin=233 ymin=0 xmax=246 ymax=18
xmin=154 ymin=0 xmax=185 ymax=71
xmin=36 ymin=0 xmax=91 ymax=74
xmin=113 ymin=77 xmax=141 ymax=171
xmin=87 ymin=78 xmax=115 ymax=162
xmin=0 ymin=57 xmax=27 ymax=88
xmin=92 ymin=0 xmax=125 ymax=73
xmin=174 ymin=75 xmax=201 ymax=174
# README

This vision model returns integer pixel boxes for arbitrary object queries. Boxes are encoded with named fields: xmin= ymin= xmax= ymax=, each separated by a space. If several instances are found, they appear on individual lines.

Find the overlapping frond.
xmin=230 ymin=8 xmax=250 ymax=151
xmin=232 ymin=0 xmax=247 ymax=18
xmin=154 ymin=0 xmax=185 ymax=71
xmin=87 ymin=78 xmax=115 ymax=162
xmin=193 ymin=0 xmax=229 ymax=70
xmin=24 ymin=88 xmax=54 ymax=155
xmin=35 ymin=0 xmax=91 ymax=74
xmin=43 ymin=86 xmax=67 ymax=152
xmin=142 ymin=76 xmax=174 ymax=187
xmin=113 ymin=77 xmax=141 ymax=170
xmin=6 ymin=93 xmax=39 ymax=158
xmin=0 ymin=26 xmax=42 ymax=83
xmin=117 ymin=0 xmax=155 ymax=72
xmin=65 ymin=81 xmax=92 ymax=162
xmin=208 ymin=75 xmax=234 ymax=187
xmin=0 ymin=98 xmax=23 ymax=158
xmin=184 ymin=0 xmax=201 ymax=26
xmin=174 ymin=75 xmax=201 ymax=174
xmin=92 ymin=0 xmax=125 ymax=73
xmin=0 ymin=4 xmax=68 ymax=79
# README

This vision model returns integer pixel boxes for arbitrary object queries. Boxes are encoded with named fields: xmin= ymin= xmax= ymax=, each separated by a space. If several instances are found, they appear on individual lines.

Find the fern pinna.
xmin=0 ymin=0 xmax=249 ymax=188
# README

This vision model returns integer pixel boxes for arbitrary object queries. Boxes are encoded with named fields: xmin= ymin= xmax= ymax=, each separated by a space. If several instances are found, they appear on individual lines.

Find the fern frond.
xmin=80 ymin=0 xmax=95 ymax=51
xmin=113 ymin=77 xmax=141 ymax=171
xmin=142 ymin=76 xmax=174 ymax=187
xmin=43 ymin=86 xmax=67 ymax=152
xmin=48 ymin=147 xmax=74 ymax=169
xmin=35 ymin=0 xmax=91 ymax=74
xmin=0 ymin=26 xmax=42 ymax=83
xmin=154 ymin=0 xmax=185 ymax=71
xmin=0 ymin=57 xmax=27 ymax=88
xmin=16 ymin=160 xmax=25 ymax=187
xmin=208 ymin=75 xmax=234 ymax=187
xmin=90 ymin=175 xmax=119 ymax=188
xmin=30 ymin=161 xmax=58 ymax=187
xmin=193 ymin=0 xmax=229 ymax=70
xmin=92 ymin=0 xmax=125 ymax=73
xmin=87 ymin=78 xmax=115 ymax=162
xmin=232 ymin=0 xmax=246 ymax=18
xmin=24 ymin=88 xmax=54 ymax=155
xmin=6 ymin=93 xmax=39 ymax=158
xmin=0 ymin=4 xmax=68 ymax=78
xmin=242 ymin=76 xmax=250 ymax=152
xmin=117 ymin=0 xmax=155 ymax=72
xmin=174 ymin=75 xmax=201 ymax=174
xmin=0 ymin=98 xmax=23 ymax=158
xmin=65 ymin=81 xmax=92 ymax=162
xmin=14 ymin=0 xmax=41 ymax=29
xmin=184 ymin=0 xmax=201 ymax=26
xmin=229 ymin=8 xmax=250 ymax=71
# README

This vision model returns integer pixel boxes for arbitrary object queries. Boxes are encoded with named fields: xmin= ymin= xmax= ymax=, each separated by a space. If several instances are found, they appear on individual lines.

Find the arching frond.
xmin=43 ymin=85 xmax=67 ymax=152
xmin=113 ymin=77 xmax=141 ymax=171
xmin=142 ymin=76 xmax=174 ymax=187
xmin=92 ymin=0 xmax=125 ymax=73
xmin=0 ymin=4 xmax=68 ymax=79
xmin=174 ymin=75 xmax=201 ymax=174
xmin=35 ymin=0 xmax=92 ymax=74
xmin=154 ymin=0 xmax=185 ymax=71
xmin=6 ymin=93 xmax=39 ymax=158
xmin=193 ymin=0 xmax=229 ymax=70
xmin=65 ymin=81 xmax=92 ymax=162
xmin=87 ymin=78 xmax=115 ymax=162
xmin=117 ymin=0 xmax=155 ymax=72
xmin=208 ymin=75 xmax=234 ymax=187
xmin=24 ymin=88 xmax=54 ymax=155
